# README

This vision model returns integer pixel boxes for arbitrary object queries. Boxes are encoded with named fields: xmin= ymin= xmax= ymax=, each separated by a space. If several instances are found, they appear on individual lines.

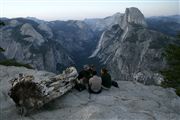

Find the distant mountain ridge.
xmin=0 ymin=8 xmax=179 ymax=84
xmin=146 ymin=15 xmax=180 ymax=36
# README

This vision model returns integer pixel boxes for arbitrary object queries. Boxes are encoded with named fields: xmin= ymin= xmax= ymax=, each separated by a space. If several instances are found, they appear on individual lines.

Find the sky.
xmin=0 ymin=0 xmax=179 ymax=21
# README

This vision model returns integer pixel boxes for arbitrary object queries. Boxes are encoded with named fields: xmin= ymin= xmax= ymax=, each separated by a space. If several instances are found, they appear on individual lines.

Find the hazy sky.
xmin=0 ymin=0 xmax=179 ymax=21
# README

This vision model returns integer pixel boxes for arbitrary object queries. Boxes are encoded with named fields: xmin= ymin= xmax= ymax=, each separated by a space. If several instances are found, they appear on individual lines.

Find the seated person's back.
xmin=89 ymin=74 xmax=102 ymax=93
xmin=101 ymin=68 xmax=112 ymax=89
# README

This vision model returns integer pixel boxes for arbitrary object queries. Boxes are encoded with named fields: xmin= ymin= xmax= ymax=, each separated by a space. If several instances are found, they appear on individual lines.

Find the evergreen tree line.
xmin=161 ymin=33 xmax=180 ymax=96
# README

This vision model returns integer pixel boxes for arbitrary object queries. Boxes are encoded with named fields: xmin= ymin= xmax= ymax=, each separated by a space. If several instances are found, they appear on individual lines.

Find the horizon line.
xmin=1 ymin=14 xmax=180 ymax=22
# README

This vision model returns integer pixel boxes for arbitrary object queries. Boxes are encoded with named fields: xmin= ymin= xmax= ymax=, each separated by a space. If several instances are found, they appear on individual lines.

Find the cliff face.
xmin=0 ymin=18 xmax=101 ymax=72
xmin=0 ymin=19 xmax=74 ymax=73
xmin=0 ymin=65 xmax=180 ymax=120
xmin=89 ymin=7 xmax=177 ymax=84
xmin=124 ymin=7 xmax=147 ymax=28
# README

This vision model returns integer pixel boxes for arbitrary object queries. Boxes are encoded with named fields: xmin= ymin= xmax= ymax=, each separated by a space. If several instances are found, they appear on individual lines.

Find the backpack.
xmin=112 ymin=81 xmax=119 ymax=88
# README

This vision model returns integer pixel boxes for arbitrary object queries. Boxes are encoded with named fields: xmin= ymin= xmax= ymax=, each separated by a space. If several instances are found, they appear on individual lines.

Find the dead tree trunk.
xmin=8 ymin=67 xmax=78 ymax=115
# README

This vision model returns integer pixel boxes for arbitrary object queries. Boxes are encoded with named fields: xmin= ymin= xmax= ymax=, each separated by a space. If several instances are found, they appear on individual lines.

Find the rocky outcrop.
xmin=124 ymin=7 xmax=147 ymax=28
xmin=0 ymin=65 xmax=180 ymax=120
xmin=90 ymin=8 xmax=177 ymax=84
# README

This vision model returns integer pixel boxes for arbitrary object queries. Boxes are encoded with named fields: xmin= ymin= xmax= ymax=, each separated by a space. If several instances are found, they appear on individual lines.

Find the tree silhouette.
xmin=0 ymin=21 xmax=5 ymax=26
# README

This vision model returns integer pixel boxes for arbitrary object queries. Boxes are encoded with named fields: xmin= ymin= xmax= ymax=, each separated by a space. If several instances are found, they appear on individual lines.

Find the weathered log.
xmin=8 ymin=67 xmax=78 ymax=115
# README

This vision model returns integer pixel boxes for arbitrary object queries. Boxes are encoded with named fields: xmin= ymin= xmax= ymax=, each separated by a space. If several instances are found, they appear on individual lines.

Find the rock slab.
xmin=0 ymin=65 xmax=180 ymax=120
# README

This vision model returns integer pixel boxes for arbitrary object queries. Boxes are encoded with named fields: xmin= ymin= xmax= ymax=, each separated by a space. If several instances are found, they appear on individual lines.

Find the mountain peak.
xmin=125 ymin=7 xmax=147 ymax=27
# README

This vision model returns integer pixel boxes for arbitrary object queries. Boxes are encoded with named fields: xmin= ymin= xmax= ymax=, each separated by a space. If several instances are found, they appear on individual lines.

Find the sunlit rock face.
xmin=90 ymin=7 xmax=177 ymax=84
xmin=124 ymin=7 xmax=147 ymax=28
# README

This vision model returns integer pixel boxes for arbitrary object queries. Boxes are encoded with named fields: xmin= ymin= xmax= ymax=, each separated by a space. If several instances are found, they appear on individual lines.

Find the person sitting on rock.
xmin=101 ymin=68 xmax=112 ymax=89
xmin=88 ymin=72 xmax=102 ymax=94
xmin=78 ymin=65 xmax=91 ymax=84
xmin=75 ymin=65 xmax=91 ymax=91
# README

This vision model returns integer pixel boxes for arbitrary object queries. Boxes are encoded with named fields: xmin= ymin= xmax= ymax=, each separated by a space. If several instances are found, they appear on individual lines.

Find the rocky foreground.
xmin=0 ymin=65 xmax=180 ymax=120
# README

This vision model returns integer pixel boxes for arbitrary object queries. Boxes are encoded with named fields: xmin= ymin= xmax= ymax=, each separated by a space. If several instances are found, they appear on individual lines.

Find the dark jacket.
xmin=78 ymin=70 xmax=91 ymax=80
xmin=101 ymin=73 xmax=112 ymax=88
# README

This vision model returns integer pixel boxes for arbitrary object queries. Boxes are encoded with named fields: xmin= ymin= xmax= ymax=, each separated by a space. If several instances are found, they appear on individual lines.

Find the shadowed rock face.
xmin=49 ymin=20 xmax=99 ymax=57
xmin=0 ymin=19 xmax=74 ymax=73
xmin=0 ymin=65 xmax=180 ymax=120
xmin=89 ymin=7 xmax=177 ymax=84
xmin=0 ymin=18 xmax=100 ymax=72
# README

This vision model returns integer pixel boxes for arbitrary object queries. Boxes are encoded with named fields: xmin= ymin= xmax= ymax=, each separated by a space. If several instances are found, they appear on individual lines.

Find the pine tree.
xmin=0 ymin=47 xmax=5 ymax=52
xmin=0 ymin=21 xmax=5 ymax=52
xmin=0 ymin=21 xmax=5 ymax=26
